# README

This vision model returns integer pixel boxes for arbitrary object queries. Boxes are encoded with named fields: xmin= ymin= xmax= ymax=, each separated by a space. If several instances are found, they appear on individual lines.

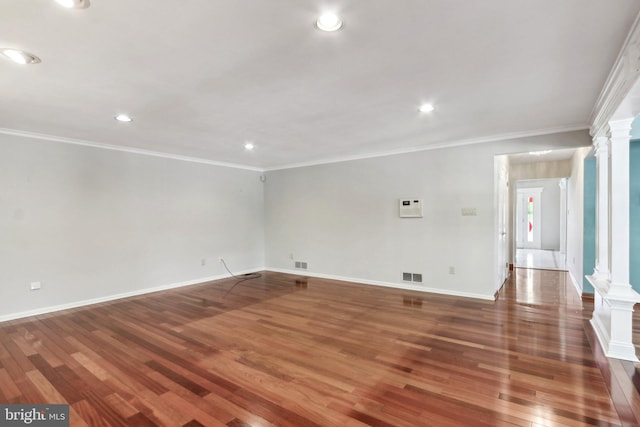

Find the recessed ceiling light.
xmin=55 ymin=0 xmax=90 ymax=8
xmin=418 ymin=104 xmax=435 ymax=113
xmin=316 ymin=12 xmax=343 ymax=32
xmin=114 ymin=114 xmax=132 ymax=122
xmin=0 ymin=48 xmax=41 ymax=65
xmin=244 ymin=142 xmax=255 ymax=151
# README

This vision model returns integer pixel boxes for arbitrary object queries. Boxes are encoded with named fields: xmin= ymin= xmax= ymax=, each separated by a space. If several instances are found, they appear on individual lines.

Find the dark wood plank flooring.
xmin=1 ymin=269 xmax=639 ymax=426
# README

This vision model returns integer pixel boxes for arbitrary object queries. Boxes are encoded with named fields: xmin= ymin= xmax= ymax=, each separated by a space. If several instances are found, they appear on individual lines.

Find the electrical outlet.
xmin=449 ymin=266 xmax=455 ymax=275
xmin=31 ymin=281 xmax=41 ymax=290
xmin=219 ymin=257 xmax=223 ymax=262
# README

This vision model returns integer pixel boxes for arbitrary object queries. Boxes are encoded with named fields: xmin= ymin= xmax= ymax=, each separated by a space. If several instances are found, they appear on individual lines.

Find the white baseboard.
xmin=1 ymin=266 xmax=494 ymax=322
xmin=0 ymin=267 xmax=264 ymax=323
xmin=568 ymin=269 xmax=583 ymax=297
xmin=267 ymin=268 xmax=495 ymax=301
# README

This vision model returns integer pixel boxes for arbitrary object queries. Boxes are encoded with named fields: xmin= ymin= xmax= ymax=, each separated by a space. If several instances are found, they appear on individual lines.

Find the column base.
xmin=590 ymin=318 xmax=640 ymax=362
xmin=586 ymin=275 xmax=640 ymax=362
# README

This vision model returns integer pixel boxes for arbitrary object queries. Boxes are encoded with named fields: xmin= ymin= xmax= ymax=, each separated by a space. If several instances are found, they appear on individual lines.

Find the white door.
xmin=496 ymin=163 xmax=509 ymax=287
xmin=516 ymin=188 xmax=543 ymax=249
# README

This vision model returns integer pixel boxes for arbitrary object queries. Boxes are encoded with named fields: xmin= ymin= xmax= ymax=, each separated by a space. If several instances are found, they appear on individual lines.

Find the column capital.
xmin=558 ymin=178 xmax=567 ymax=190
xmin=607 ymin=118 xmax=634 ymax=141
xmin=593 ymin=135 xmax=609 ymax=154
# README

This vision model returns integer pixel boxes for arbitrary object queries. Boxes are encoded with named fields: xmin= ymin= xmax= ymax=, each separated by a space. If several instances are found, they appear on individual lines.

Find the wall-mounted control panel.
xmin=399 ymin=199 xmax=423 ymax=218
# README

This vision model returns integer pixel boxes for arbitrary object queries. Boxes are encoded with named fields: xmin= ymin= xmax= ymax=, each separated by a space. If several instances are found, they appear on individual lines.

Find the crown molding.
xmin=0 ymin=123 xmax=589 ymax=174
xmin=0 ymin=127 xmax=263 ymax=172
xmin=264 ymin=124 xmax=588 ymax=171
xmin=589 ymin=12 xmax=640 ymax=138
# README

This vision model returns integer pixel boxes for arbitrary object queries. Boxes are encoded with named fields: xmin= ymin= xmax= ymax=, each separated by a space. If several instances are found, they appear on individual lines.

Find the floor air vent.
xmin=403 ymin=272 xmax=423 ymax=283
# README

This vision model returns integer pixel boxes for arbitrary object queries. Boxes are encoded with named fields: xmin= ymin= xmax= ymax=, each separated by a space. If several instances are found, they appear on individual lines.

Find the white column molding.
xmin=590 ymin=293 xmax=639 ymax=361
xmin=587 ymin=117 xmax=639 ymax=362
xmin=592 ymin=136 xmax=610 ymax=280
xmin=608 ymin=118 xmax=634 ymax=296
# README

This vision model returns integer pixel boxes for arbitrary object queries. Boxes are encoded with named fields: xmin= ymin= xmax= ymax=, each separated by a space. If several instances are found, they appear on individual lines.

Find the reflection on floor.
xmin=515 ymin=248 xmax=567 ymax=271
xmin=506 ymin=267 xmax=578 ymax=306
xmin=508 ymin=268 xmax=640 ymax=419
xmin=499 ymin=268 xmax=640 ymax=424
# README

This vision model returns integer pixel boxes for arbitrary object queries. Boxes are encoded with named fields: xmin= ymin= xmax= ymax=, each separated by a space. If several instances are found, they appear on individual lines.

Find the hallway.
xmin=515 ymin=248 xmax=567 ymax=271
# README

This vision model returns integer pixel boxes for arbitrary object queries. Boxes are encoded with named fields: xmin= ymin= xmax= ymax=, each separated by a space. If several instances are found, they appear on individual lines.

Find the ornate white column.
xmin=609 ymin=119 xmax=634 ymax=295
xmin=588 ymin=118 xmax=640 ymax=362
xmin=592 ymin=136 xmax=610 ymax=280
xmin=585 ymin=10 xmax=640 ymax=362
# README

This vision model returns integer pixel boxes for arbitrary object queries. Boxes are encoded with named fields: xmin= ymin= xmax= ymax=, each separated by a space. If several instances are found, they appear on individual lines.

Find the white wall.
xmin=516 ymin=179 xmax=562 ymax=250
xmin=0 ymin=134 xmax=265 ymax=320
xmin=264 ymin=130 xmax=591 ymax=300
xmin=0 ymin=129 xmax=590 ymax=320
xmin=566 ymin=146 xmax=592 ymax=293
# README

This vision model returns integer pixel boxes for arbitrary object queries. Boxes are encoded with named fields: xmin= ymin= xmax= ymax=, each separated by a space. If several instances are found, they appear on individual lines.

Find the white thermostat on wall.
xmin=399 ymin=198 xmax=423 ymax=218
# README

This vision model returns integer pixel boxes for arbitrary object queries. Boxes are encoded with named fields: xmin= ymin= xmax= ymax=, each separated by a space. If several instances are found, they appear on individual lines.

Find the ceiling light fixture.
xmin=114 ymin=114 xmax=132 ymax=122
xmin=316 ymin=12 xmax=343 ymax=32
xmin=528 ymin=150 xmax=552 ymax=156
xmin=55 ymin=0 xmax=90 ymax=8
xmin=244 ymin=142 xmax=255 ymax=151
xmin=418 ymin=103 xmax=435 ymax=113
xmin=0 ymin=48 xmax=41 ymax=65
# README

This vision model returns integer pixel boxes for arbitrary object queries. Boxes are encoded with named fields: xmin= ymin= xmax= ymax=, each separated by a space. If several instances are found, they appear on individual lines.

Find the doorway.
xmin=514 ymin=179 xmax=567 ymax=271
xmin=516 ymin=187 xmax=543 ymax=249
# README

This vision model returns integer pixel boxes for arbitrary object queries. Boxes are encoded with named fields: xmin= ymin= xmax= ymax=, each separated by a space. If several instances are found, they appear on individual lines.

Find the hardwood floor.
xmin=1 ymin=270 xmax=639 ymax=426
xmin=515 ymin=249 xmax=567 ymax=271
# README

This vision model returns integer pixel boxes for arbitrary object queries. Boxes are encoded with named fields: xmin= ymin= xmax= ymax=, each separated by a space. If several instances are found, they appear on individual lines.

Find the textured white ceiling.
xmin=1 ymin=1 xmax=639 ymax=169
